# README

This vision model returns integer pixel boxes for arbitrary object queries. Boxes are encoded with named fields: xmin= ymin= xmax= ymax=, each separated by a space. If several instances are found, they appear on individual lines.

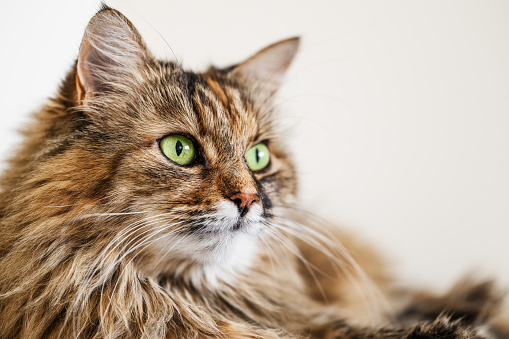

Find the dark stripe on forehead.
xmin=182 ymin=71 xmax=201 ymax=98
xmin=185 ymin=76 xmax=211 ymax=139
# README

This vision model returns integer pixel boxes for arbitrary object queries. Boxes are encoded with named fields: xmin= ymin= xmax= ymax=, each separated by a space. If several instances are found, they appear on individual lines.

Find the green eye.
xmin=160 ymin=135 xmax=196 ymax=165
xmin=246 ymin=143 xmax=270 ymax=172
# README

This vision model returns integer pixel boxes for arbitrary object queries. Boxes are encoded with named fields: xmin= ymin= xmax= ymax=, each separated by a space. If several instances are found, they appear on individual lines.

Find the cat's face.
xmin=63 ymin=8 xmax=299 ymax=283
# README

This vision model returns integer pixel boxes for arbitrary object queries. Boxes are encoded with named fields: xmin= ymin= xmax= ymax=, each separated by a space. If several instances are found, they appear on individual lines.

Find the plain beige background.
xmin=1 ymin=0 xmax=508 ymax=291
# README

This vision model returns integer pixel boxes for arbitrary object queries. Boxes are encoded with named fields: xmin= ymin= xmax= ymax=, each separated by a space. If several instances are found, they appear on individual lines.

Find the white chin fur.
xmin=151 ymin=199 xmax=266 ymax=286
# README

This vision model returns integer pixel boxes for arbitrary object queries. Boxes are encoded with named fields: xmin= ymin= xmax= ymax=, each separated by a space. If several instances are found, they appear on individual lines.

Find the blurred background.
xmin=1 ymin=0 xmax=508 ymax=291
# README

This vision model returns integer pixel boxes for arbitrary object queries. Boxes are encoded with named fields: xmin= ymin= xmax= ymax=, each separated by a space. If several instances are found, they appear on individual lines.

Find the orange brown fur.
xmin=0 ymin=6 xmax=507 ymax=339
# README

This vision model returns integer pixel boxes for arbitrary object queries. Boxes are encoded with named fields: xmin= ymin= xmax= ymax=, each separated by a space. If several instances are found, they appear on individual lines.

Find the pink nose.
xmin=229 ymin=192 xmax=260 ymax=217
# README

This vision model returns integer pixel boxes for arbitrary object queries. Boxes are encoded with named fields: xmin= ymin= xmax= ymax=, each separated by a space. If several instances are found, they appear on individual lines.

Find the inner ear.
xmin=76 ymin=7 xmax=149 ymax=102
xmin=230 ymin=37 xmax=300 ymax=97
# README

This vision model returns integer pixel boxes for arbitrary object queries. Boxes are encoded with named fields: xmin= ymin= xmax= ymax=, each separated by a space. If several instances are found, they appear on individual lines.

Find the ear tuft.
xmin=98 ymin=1 xmax=112 ymax=12
xmin=231 ymin=37 xmax=300 ymax=97
xmin=76 ymin=8 xmax=148 ymax=101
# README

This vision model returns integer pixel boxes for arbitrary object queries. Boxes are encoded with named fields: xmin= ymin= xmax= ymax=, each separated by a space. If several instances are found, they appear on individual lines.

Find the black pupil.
xmin=255 ymin=147 xmax=260 ymax=163
xmin=176 ymin=140 xmax=183 ymax=156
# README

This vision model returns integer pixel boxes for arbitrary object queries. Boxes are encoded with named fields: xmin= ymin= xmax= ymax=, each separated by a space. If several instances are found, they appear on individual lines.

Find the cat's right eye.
xmin=160 ymin=135 xmax=196 ymax=166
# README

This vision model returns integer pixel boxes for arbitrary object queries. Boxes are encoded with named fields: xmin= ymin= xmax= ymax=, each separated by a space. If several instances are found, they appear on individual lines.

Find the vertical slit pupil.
xmin=255 ymin=147 xmax=260 ymax=163
xmin=176 ymin=140 xmax=183 ymax=156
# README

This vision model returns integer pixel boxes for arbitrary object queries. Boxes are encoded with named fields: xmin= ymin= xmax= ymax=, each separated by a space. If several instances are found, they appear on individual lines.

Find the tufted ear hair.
xmin=76 ymin=6 xmax=150 ymax=101
xmin=230 ymin=37 xmax=300 ymax=97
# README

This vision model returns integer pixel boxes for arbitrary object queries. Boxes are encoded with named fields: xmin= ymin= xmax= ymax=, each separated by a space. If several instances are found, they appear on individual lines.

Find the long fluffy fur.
xmin=0 ymin=7 xmax=507 ymax=339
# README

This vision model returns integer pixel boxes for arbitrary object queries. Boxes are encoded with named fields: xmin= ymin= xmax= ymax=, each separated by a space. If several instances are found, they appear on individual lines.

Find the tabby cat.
xmin=0 ymin=6 xmax=507 ymax=339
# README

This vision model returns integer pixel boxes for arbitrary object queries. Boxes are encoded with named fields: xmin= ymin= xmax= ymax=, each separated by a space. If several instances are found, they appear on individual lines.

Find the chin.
xmin=141 ymin=200 xmax=266 ymax=286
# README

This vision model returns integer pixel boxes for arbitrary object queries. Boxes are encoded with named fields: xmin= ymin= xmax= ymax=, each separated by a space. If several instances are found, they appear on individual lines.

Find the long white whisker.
xmin=257 ymin=227 xmax=281 ymax=275
xmin=275 ymin=218 xmax=383 ymax=317
xmin=97 ymin=220 xmax=178 ymax=328
xmin=150 ymin=232 xmax=194 ymax=272
xmin=99 ymin=222 xmax=188 ymax=327
xmin=73 ymin=215 xmax=170 ymax=302
xmin=67 ymin=213 xmax=179 ymax=338
xmin=268 ymin=226 xmax=329 ymax=303
xmin=271 ymin=220 xmax=346 ymax=277
xmin=272 ymin=213 xmax=396 ymax=322
xmin=81 ymin=213 xmax=175 ymax=286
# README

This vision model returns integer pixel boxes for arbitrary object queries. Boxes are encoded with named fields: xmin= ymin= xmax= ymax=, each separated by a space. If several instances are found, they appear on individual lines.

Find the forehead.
xmin=153 ymin=68 xmax=262 ymax=158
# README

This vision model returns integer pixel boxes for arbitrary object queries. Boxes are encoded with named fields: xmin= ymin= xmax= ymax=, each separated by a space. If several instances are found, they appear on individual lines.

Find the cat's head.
xmin=23 ymin=7 xmax=299 ymax=285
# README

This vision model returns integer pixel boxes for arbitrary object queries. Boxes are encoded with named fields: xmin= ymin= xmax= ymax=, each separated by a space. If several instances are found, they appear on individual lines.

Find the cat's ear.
xmin=230 ymin=37 xmax=300 ymax=96
xmin=76 ymin=6 xmax=149 ymax=101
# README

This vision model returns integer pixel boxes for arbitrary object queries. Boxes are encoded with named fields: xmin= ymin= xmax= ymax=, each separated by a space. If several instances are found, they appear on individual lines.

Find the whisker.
xmin=256 ymin=227 xmax=281 ymax=275
xmin=99 ymin=222 xmax=188 ymax=326
xmin=149 ymin=232 xmax=194 ymax=273
xmin=67 ymin=213 xmax=182 ymax=338
xmin=77 ymin=211 xmax=150 ymax=218
xmin=121 ymin=1 xmax=182 ymax=68
xmin=266 ymin=226 xmax=329 ymax=303
xmin=270 ymin=212 xmax=396 ymax=322
xmin=75 ymin=215 xmax=168 ymax=294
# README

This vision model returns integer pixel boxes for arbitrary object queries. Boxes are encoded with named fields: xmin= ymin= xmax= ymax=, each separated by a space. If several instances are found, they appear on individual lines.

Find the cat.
xmin=0 ymin=5 xmax=507 ymax=338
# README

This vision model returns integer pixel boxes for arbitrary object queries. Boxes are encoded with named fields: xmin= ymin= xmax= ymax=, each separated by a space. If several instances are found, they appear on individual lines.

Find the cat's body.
xmin=0 ymin=6 xmax=507 ymax=339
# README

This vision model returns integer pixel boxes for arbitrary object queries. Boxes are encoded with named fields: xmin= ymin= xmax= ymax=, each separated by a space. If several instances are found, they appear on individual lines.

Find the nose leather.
xmin=229 ymin=192 xmax=260 ymax=217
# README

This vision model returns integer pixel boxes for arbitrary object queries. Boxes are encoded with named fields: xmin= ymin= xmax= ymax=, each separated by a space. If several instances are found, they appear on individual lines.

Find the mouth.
xmin=185 ymin=200 xmax=267 ymax=236
xmin=188 ymin=217 xmax=265 ymax=236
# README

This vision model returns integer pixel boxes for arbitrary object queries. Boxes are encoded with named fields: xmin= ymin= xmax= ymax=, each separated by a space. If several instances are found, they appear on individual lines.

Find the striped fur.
xmin=0 ymin=7 xmax=507 ymax=339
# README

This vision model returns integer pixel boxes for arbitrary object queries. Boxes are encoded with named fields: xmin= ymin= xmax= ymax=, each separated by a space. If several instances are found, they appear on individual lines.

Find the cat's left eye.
xmin=246 ymin=143 xmax=270 ymax=172
xmin=160 ymin=135 xmax=196 ymax=166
